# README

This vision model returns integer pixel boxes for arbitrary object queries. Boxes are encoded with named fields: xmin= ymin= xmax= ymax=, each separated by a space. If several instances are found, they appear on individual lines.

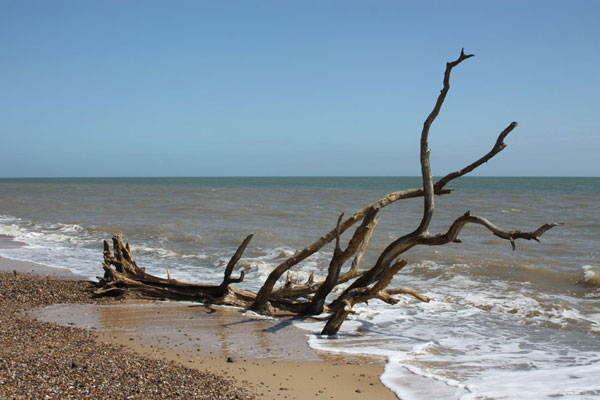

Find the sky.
xmin=1 ymin=0 xmax=599 ymax=177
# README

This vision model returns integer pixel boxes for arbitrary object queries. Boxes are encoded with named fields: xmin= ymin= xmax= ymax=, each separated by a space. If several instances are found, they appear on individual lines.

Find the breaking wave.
xmin=581 ymin=265 xmax=600 ymax=286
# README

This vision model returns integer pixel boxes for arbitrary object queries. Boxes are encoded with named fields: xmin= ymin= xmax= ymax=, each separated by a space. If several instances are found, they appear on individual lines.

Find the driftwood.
xmin=95 ymin=49 xmax=560 ymax=335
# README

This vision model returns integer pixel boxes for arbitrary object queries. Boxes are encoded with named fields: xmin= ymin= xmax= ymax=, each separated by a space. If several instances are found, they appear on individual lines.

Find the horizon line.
xmin=1 ymin=175 xmax=598 ymax=179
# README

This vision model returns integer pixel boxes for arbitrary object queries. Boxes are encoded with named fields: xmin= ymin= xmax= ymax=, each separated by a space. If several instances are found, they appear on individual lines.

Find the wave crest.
xmin=582 ymin=265 xmax=600 ymax=286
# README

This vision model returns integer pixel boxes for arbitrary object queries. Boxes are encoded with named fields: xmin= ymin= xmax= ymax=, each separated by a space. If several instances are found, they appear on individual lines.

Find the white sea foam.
xmin=181 ymin=253 xmax=208 ymax=260
xmin=0 ymin=214 xmax=221 ymax=282
xmin=0 ymin=218 xmax=92 ymax=246
xmin=293 ymin=261 xmax=600 ymax=400
xmin=2 ymin=201 xmax=599 ymax=399
xmin=582 ymin=265 xmax=600 ymax=286
xmin=135 ymin=246 xmax=181 ymax=259
xmin=244 ymin=247 xmax=330 ymax=282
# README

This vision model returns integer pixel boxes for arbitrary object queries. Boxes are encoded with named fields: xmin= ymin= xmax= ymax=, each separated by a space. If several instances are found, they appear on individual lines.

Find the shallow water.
xmin=32 ymin=302 xmax=327 ymax=362
xmin=1 ymin=177 xmax=599 ymax=399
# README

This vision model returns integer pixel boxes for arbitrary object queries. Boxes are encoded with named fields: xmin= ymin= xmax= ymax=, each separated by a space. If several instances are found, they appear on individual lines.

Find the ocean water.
xmin=0 ymin=177 xmax=599 ymax=399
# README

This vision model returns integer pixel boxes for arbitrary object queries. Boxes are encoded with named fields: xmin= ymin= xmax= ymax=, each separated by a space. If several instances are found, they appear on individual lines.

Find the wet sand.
xmin=0 ymin=268 xmax=254 ymax=399
xmin=1 ymin=236 xmax=396 ymax=399
xmin=35 ymin=301 xmax=392 ymax=399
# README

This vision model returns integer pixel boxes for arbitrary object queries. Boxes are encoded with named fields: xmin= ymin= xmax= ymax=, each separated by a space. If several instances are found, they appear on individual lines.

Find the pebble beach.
xmin=0 ymin=255 xmax=393 ymax=400
xmin=0 ymin=268 xmax=255 ymax=399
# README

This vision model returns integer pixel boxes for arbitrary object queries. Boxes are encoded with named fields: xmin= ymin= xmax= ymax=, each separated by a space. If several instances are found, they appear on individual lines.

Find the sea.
xmin=0 ymin=177 xmax=598 ymax=399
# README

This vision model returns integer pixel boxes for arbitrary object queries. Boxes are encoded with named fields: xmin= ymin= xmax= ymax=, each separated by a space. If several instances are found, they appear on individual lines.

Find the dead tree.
xmin=95 ymin=49 xmax=560 ymax=335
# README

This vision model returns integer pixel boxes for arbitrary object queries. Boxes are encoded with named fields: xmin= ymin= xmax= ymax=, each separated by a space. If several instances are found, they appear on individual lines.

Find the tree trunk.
xmin=94 ymin=49 xmax=560 ymax=335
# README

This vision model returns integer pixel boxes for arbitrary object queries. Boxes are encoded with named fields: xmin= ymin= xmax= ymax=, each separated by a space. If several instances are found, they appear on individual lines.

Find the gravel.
xmin=0 ymin=272 xmax=256 ymax=399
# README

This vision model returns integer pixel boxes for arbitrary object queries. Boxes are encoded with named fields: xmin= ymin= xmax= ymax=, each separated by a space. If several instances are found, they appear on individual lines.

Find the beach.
xmin=1 ymin=177 xmax=599 ymax=399
xmin=0 ymin=255 xmax=394 ymax=399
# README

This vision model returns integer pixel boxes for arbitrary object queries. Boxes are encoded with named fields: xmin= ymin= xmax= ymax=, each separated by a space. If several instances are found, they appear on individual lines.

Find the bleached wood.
xmin=94 ymin=49 xmax=560 ymax=334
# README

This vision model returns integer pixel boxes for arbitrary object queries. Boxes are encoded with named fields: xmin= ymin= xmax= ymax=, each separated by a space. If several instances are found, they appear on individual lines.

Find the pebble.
xmin=0 ymin=272 xmax=256 ymax=399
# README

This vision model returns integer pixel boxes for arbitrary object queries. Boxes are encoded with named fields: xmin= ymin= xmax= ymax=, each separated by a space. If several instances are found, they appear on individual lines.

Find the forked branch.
xmin=94 ymin=49 xmax=561 ymax=337
xmin=307 ymin=208 xmax=379 ymax=314
xmin=321 ymin=260 xmax=413 ymax=335
xmin=219 ymin=234 xmax=253 ymax=293
xmin=249 ymin=187 xmax=451 ymax=313
xmin=417 ymin=48 xmax=474 ymax=235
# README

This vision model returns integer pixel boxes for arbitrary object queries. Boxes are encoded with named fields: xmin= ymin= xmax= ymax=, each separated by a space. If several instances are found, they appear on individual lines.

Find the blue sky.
xmin=1 ymin=0 xmax=598 ymax=177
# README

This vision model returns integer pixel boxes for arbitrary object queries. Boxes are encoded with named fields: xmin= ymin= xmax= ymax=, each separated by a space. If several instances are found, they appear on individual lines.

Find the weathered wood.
xmin=433 ymin=121 xmax=518 ymax=192
xmin=306 ymin=208 xmax=380 ymax=315
xmin=96 ymin=233 xmax=273 ymax=313
xmin=270 ymin=210 xmax=380 ymax=302
xmin=418 ymin=211 xmax=562 ymax=250
xmin=328 ymin=50 xmax=551 ymax=308
xmin=321 ymin=260 xmax=410 ymax=335
xmin=387 ymin=288 xmax=430 ymax=303
xmin=306 ymin=214 xmax=344 ymax=315
xmin=417 ymin=48 xmax=474 ymax=236
xmin=93 ymin=49 xmax=561 ymax=335
xmin=218 ymin=234 xmax=252 ymax=294
xmin=249 ymin=186 xmax=452 ymax=314
xmin=349 ymin=214 xmax=379 ymax=273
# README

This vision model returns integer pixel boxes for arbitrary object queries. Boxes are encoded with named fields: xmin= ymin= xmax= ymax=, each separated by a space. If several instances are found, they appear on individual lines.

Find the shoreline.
xmin=0 ymin=268 xmax=254 ymax=399
xmin=0 ymin=243 xmax=396 ymax=399
xmin=0 ymin=235 xmax=85 ymax=279
xmin=0 ymin=254 xmax=84 ymax=279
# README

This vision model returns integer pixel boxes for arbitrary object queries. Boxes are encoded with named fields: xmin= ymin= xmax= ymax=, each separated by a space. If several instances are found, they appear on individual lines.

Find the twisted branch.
xmin=94 ymin=49 xmax=561 ymax=339
xmin=321 ymin=260 xmax=409 ymax=335
xmin=420 ymin=211 xmax=562 ymax=250
xmin=250 ymin=187 xmax=451 ymax=313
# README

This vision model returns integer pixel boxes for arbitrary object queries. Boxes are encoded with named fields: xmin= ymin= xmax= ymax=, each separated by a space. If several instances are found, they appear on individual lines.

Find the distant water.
xmin=1 ymin=177 xmax=599 ymax=399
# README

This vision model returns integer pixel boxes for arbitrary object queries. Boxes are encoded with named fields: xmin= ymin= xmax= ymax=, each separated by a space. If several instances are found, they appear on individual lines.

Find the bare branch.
xmin=416 ymin=48 xmax=474 ymax=235
xmin=94 ymin=49 xmax=562 ymax=336
xmin=371 ymin=259 xmax=408 ymax=292
xmin=333 ymin=199 xmax=560 ymax=306
xmin=269 ymin=267 xmax=365 ymax=301
xmin=304 ymin=208 xmax=380 ymax=314
xmin=306 ymin=214 xmax=345 ymax=314
xmin=219 ymin=234 xmax=253 ymax=292
xmin=350 ymin=216 xmax=379 ymax=273
xmin=387 ymin=288 xmax=430 ymax=303
xmin=332 ymin=234 xmax=419 ymax=307
xmin=250 ymin=187 xmax=451 ymax=313
xmin=419 ymin=211 xmax=562 ymax=250
xmin=334 ymin=213 xmax=343 ymax=252
xmin=268 ymin=208 xmax=378 ymax=306
xmin=106 ymin=233 xmax=145 ymax=276
xmin=434 ymin=122 xmax=518 ymax=191
xmin=276 ymin=215 xmax=380 ymax=300
xmin=321 ymin=260 xmax=408 ymax=335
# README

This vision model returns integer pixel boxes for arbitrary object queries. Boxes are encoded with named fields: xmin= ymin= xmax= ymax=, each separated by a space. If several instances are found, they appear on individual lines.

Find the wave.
xmin=0 ymin=213 xmax=334 ymax=294
xmin=0 ymin=214 xmax=217 ymax=281
xmin=294 ymin=260 xmax=600 ymax=399
xmin=581 ymin=265 xmax=600 ymax=287
xmin=0 ymin=214 xmax=96 ymax=246
xmin=3 ymin=210 xmax=600 ymax=398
